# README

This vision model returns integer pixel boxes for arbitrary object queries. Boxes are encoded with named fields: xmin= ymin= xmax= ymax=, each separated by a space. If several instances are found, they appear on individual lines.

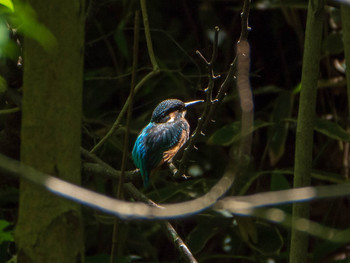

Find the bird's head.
xmin=150 ymin=99 xmax=203 ymax=123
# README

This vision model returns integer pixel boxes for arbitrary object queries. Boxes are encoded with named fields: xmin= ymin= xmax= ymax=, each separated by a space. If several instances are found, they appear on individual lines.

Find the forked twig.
xmin=177 ymin=27 xmax=221 ymax=176
xmin=176 ymin=0 xmax=252 ymax=187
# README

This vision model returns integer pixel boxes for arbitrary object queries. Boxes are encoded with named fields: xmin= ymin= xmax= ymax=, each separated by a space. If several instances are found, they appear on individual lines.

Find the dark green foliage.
xmin=315 ymin=118 xmax=350 ymax=142
xmin=0 ymin=220 xmax=13 ymax=244
xmin=322 ymin=32 xmax=344 ymax=55
xmin=268 ymin=91 xmax=294 ymax=165
xmin=248 ymin=222 xmax=283 ymax=255
xmin=1 ymin=0 xmax=350 ymax=262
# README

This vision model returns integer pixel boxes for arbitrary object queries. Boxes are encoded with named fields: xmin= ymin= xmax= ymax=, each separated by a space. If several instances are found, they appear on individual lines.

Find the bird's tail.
xmin=142 ymin=170 xmax=150 ymax=188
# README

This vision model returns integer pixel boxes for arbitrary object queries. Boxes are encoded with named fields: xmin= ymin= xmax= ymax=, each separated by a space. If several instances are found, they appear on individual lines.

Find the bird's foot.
xmin=181 ymin=174 xmax=191 ymax=180
xmin=168 ymin=162 xmax=178 ymax=176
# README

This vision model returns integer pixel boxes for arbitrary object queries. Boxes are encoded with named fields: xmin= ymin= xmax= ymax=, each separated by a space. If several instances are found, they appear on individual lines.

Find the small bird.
xmin=132 ymin=99 xmax=202 ymax=187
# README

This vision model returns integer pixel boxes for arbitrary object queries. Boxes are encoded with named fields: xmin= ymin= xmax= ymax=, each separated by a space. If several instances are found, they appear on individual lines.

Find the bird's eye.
xmin=158 ymin=114 xmax=169 ymax=123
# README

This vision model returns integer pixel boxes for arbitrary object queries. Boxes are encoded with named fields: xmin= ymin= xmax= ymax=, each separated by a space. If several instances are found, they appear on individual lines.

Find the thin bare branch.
xmin=0 ymin=107 xmax=20 ymax=115
xmin=111 ymin=11 xmax=140 ymax=263
xmin=90 ymin=0 xmax=160 ymax=154
xmin=140 ymin=0 xmax=159 ymax=71
xmin=177 ymin=27 xmax=220 ymax=176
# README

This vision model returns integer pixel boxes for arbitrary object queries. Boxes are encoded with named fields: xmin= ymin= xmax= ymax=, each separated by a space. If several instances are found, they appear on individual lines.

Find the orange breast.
xmin=162 ymin=129 xmax=189 ymax=163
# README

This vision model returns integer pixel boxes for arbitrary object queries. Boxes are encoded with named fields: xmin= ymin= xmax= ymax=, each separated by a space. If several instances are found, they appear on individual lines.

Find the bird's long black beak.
xmin=184 ymin=100 xmax=204 ymax=107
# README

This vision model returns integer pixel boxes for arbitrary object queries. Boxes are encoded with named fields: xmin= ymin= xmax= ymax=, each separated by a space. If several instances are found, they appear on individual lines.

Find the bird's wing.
xmin=132 ymin=121 xmax=189 ymax=187
xmin=145 ymin=120 xmax=188 ymax=165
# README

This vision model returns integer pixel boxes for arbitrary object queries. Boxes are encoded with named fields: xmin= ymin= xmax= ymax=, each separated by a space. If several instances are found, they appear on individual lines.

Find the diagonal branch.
xmin=82 ymin=147 xmax=198 ymax=262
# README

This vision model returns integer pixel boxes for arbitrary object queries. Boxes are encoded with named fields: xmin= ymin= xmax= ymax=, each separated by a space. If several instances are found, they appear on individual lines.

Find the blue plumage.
xmin=132 ymin=99 xmax=201 ymax=187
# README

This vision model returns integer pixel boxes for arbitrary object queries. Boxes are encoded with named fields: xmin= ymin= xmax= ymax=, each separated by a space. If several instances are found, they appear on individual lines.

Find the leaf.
xmin=0 ymin=0 xmax=14 ymax=12
xmin=293 ymin=82 xmax=301 ymax=94
xmin=236 ymin=217 xmax=257 ymax=244
xmin=114 ymin=29 xmax=129 ymax=58
xmin=311 ymin=169 xmax=345 ymax=184
xmin=208 ymin=122 xmax=240 ymax=146
xmin=248 ymin=222 xmax=283 ymax=255
xmin=0 ymin=220 xmax=13 ymax=244
xmin=313 ymin=240 xmax=349 ymax=262
xmin=322 ymin=32 xmax=344 ymax=55
xmin=10 ymin=2 xmax=57 ymax=51
xmin=0 ymin=75 xmax=7 ymax=95
xmin=314 ymin=118 xmax=350 ymax=142
xmin=113 ymin=13 xmax=131 ymax=59
xmin=270 ymin=173 xmax=291 ymax=191
xmin=187 ymin=217 xmax=222 ymax=254
xmin=268 ymin=90 xmax=294 ymax=165
xmin=146 ymin=178 xmax=204 ymax=203
xmin=253 ymin=85 xmax=282 ymax=95
xmin=209 ymin=120 xmax=272 ymax=146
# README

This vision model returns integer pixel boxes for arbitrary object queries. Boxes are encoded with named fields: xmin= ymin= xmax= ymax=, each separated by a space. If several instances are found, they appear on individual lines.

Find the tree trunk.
xmin=15 ymin=0 xmax=85 ymax=262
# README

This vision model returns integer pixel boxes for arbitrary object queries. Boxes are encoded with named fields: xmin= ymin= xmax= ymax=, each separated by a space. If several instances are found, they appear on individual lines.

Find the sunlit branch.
xmin=161 ymin=222 xmax=198 ymax=263
xmin=124 ymin=182 xmax=198 ymax=263
xmin=84 ymin=145 xmax=198 ymax=262
xmin=2 ymin=152 xmax=350 ymax=232
xmin=236 ymin=40 xmax=253 ymax=157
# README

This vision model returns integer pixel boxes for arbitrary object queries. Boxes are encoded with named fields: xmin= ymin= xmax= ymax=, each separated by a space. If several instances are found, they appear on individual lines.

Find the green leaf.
xmin=208 ymin=122 xmax=240 ymax=146
xmin=114 ymin=29 xmax=129 ymax=58
xmin=1 ymin=40 xmax=20 ymax=60
xmin=209 ymin=120 xmax=272 ymax=146
xmin=236 ymin=217 xmax=257 ymax=244
xmin=113 ymin=14 xmax=131 ymax=59
xmin=311 ymin=169 xmax=346 ymax=184
xmin=253 ymin=85 xmax=282 ymax=95
xmin=0 ymin=220 xmax=13 ymax=244
xmin=0 ymin=0 xmax=14 ymax=12
xmin=314 ymin=118 xmax=350 ymax=142
xmin=268 ymin=90 xmax=294 ymax=165
xmin=0 ymin=75 xmax=7 ymax=95
xmin=322 ymin=32 xmax=344 ymax=55
xmin=147 ymin=178 xmax=204 ymax=202
xmin=11 ymin=2 xmax=56 ymax=51
xmin=293 ymin=82 xmax=301 ymax=94
xmin=187 ymin=217 xmax=222 ymax=254
xmin=313 ymin=240 xmax=349 ymax=262
xmin=239 ymin=168 xmax=345 ymax=197
xmin=249 ymin=222 xmax=283 ymax=255
xmin=270 ymin=173 xmax=291 ymax=191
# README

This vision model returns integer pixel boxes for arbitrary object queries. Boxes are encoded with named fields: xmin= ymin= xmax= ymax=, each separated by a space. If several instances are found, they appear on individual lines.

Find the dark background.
xmin=1 ymin=0 xmax=349 ymax=262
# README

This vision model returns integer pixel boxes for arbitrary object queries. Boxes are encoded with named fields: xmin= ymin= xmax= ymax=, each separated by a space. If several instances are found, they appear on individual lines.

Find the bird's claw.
xmin=181 ymin=174 xmax=191 ymax=180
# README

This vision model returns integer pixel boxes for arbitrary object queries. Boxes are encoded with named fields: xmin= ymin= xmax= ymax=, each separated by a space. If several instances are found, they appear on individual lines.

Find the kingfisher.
xmin=132 ymin=99 xmax=202 ymax=187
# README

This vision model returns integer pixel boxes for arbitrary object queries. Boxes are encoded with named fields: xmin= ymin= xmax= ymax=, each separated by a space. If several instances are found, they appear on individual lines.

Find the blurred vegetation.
xmin=0 ymin=0 xmax=350 ymax=262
